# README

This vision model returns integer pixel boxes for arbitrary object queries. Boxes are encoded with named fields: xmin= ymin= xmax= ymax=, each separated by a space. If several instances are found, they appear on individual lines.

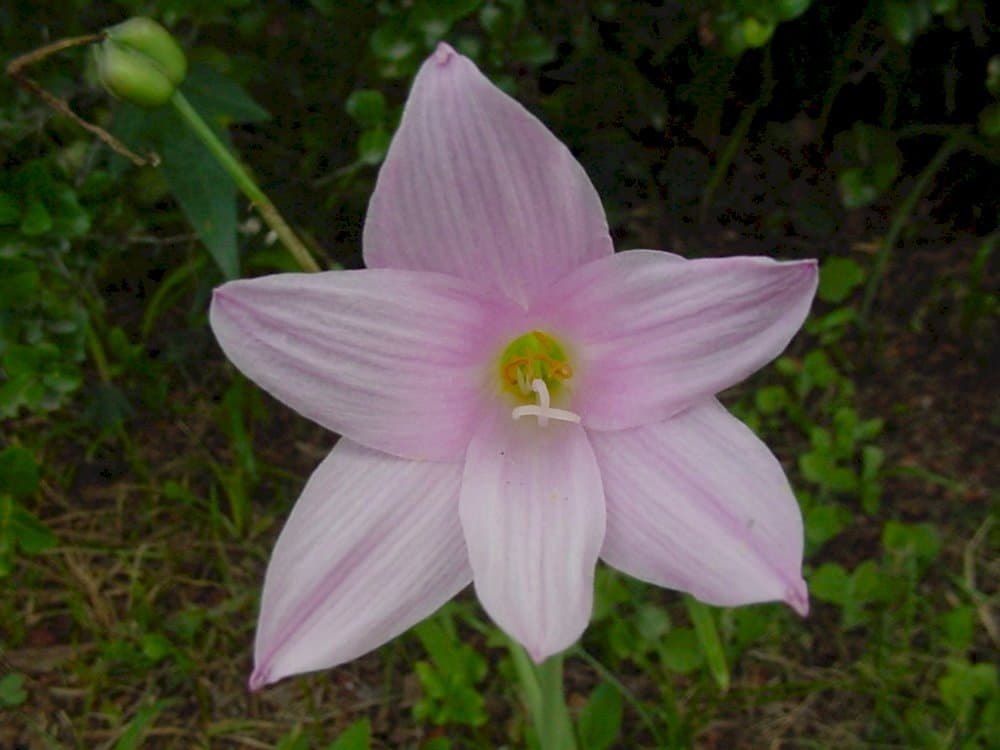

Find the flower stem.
xmin=168 ymin=90 xmax=321 ymax=273
xmin=508 ymin=641 xmax=576 ymax=750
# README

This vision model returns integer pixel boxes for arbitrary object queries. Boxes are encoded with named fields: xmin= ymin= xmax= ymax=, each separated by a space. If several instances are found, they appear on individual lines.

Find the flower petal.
xmin=251 ymin=439 xmax=470 ymax=689
xmin=363 ymin=43 xmax=613 ymax=308
xmin=210 ymin=268 xmax=510 ymax=460
xmin=459 ymin=415 xmax=606 ymax=661
xmin=591 ymin=400 xmax=808 ymax=614
xmin=538 ymin=250 xmax=817 ymax=430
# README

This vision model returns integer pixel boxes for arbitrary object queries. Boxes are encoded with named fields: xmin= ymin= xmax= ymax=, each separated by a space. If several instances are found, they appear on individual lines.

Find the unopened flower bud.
xmin=96 ymin=17 xmax=187 ymax=108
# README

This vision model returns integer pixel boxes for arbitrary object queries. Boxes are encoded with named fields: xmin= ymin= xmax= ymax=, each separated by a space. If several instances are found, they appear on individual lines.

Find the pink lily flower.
xmin=210 ymin=43 xmax=818 ymax=690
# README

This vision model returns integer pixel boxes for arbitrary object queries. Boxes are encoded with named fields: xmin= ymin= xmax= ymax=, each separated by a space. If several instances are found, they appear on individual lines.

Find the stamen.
xmin=511 ymin=378 xmax=581 ymax=427
xmin=516 ymin=366 xmax=530 ymax=396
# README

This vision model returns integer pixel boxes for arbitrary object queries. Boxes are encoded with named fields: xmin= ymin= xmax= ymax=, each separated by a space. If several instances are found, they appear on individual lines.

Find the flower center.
xmin=498 ymin=330 xmax=580 ymax=427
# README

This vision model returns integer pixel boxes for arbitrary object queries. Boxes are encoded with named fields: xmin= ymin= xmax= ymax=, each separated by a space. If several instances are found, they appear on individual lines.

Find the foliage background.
xmin=1 ymin=0 xmax=997 ymax=748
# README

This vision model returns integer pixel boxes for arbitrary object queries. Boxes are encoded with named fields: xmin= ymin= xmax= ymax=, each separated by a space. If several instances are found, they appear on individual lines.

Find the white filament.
xmin=511 ymin=378 xmax=581 ymax=427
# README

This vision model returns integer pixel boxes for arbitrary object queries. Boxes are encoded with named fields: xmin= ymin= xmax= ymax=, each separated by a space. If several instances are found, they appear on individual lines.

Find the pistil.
xmin=511 ymin=379 xmax=581 ymax=427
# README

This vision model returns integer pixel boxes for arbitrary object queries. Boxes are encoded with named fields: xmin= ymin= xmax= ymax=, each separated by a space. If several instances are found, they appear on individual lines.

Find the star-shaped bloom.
xmin=210 ymin=43 xmax=818 ymax=690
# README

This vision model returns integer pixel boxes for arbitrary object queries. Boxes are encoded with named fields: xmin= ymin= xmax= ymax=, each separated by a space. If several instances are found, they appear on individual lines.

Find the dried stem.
xmin=6 ymin=33 xmax=159 ymax=167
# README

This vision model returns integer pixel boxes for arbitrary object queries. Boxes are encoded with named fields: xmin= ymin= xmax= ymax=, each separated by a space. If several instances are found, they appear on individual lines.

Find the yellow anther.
xmin=497 ymin=329 xmax=574 ymax=404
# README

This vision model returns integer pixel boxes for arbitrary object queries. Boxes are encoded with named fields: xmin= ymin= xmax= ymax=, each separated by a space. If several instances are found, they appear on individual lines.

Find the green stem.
xmin=169 ymin=90 xmax=321 ymax=273
xmin=573 ymin=646 xmax=667 ymax=746
xmin=698 ymin=47 xmax=774 ymax=225
xmin=860 ymin=131 xmax=966 ymax=323
xmin=508 ymin=642 xmax=576 ymax=750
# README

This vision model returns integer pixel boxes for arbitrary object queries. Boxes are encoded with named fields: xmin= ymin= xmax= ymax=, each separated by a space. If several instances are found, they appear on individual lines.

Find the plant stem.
xmin=698 ymin=47 xmax=774 ymax=224
xmin=860 ymin=131 xmax=966 ymax=323
xmin=508 ymin=642 xmax=576 ymax=750
xmin=6 ymin=33 xmax=158 ymax=166
xmin=169 ymin=90 xmax=321 ymax=273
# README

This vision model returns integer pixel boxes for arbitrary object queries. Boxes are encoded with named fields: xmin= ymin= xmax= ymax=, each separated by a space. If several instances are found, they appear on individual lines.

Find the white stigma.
xmin=511 ymin=378 xmax=581 ymax=427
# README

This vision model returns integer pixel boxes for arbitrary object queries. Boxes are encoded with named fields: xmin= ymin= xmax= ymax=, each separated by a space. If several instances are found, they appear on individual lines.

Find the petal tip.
xmin=210 ymin=283 xmax=240 ymax=311
xmin=785 ymin=581 xmax=810 ymax=617
xmin=795 ymin=258 xmax=820 ymax=288
xmin=248 ymin=665 xmax=271 ymax=692
xmin=433 ymin=42 xmax=456 ymax=66
xmin=523 ymin=638 xmax=569 ymax=664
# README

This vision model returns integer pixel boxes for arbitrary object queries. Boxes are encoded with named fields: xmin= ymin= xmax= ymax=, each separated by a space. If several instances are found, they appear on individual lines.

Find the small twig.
xmin=6 ymin=32 xmax=160 ymax=167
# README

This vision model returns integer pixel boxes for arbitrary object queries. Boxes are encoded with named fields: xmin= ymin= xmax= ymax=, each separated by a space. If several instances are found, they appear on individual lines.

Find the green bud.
xmin=96 ymin=17 xmax=187 ymax=108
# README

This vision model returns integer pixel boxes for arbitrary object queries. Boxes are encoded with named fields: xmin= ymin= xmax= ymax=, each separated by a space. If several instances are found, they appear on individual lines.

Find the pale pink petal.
xmin=459 ymin=415 xmax=605 ymax=660
xmin=251 ymin=439 xmax=470 ymax=689
xmin=591 ymin=400 xmax=808 ymax=614
xmin=210 ymin=269 xmax=512 ymax=461
xmin=363 ymin=43 xmax=613 ymax=308
xmin=536 ymin=251 xmax=817 ymax=430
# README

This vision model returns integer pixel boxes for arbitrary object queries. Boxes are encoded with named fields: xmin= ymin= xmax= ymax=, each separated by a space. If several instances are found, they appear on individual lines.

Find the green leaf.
xmin=411 ymin=0 xmax=482 ymax=42
xmin=812 ymin=561 xmax=883 ymax=628
xmin=0 ymin=192 xmax=20 ymax=224
xmin=345 ymin=90 xmax=387 ymax=128
xmin=107 ymin=101 xmax=159 ymax=177
xmin=799 ymin=452 xmax=858 ymax=493
xmin=19 ymin=198 xmax=52 ymax=236
xmin=754 ymin=384 xmax=788 ymax=414
xmin=113 ymin=700 xmax=170 ymax=750
xmin=510 ymin=32 xmax=557 ymax=65
xmin=0 ymin=257 xmax=40 ymax=309
xmin=850 ymin=559 xmax=882 ymax=603
xmin=818 ymin=257 xmax=866 ymax=303
xmin=801 ymin=349 xmax=839 ymax=389
xmin=479 ymin=4 xmax=509 ymax=36
xmin=158 ymin=108 xmax=240 ymax=278
xmin=883 ymin=0 xmax=931 ymax=44
xmin=937 ymin=606 xmax=976 ymax=651
xmin=659 ymin=627 xmax=703 ymax=673
xmin=882 ymin=520 xmax=941 ymax=566
xmin=414 ymin=0 xmax=482 ymax=25
xmin=578 ymin=682 xmax=624 ymax=750
xmin=805 ymin=502 xmax=852 ymax=551
xmin=591 ymin=567 xmax=629 ymax=622
xmin=0 ymin=446 xmax=40 ymax=497
xmin=835 ymin=124 xmax=900 ymax=208
xmin=861 ymin=445 xmax=884 ymax=480
xmin=809 ymin=562 xmax=850 ymax=604
xmin=325 ymin=719 xmax=370 ymax=750
xmin=838 ymin=168 xmax=878 ymax=209
xmin=10 ymin=504 xmax=57 ymax=554
xmin=635 ymin=603 xmax=671 ymax=642
xmin=414 ymin=617 xmax=459 ymax=674
xmin=371 ymin=19 xmax=418 ymax=62
xmin=140 ymin=633 xmax=173 ymax=663
xmin=47 ymin=185 xmax=90 ymax=237
xmin=938 ymin=660 xmax=997 ymax=723
xmin=357 ymin=128 xmax=390 ymax=166
xmin=181 ymin=63 xmax=270 ymax=125
xmin=775 ymin=0 xmax=812 ymax=20
xmin=0 ymin=672 xmax=27 ymax=708
xmin=685 ymin=597 xmax=729 ymax=691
